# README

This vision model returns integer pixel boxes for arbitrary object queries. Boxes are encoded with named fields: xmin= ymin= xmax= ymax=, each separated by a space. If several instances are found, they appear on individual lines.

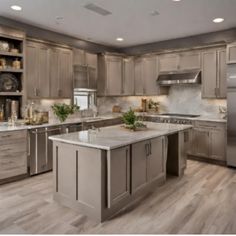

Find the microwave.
xmin=73 ymin=88 xmax=97 ymax=110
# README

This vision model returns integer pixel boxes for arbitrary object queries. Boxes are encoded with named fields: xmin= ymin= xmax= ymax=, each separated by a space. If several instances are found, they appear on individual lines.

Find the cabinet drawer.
xmin=0 ymin=152 xmax=27 ymax=179
xmin=0 ymin=130 xmax=27 ymax=142
xmin=194 ymin=121 xmax=225 ymax=129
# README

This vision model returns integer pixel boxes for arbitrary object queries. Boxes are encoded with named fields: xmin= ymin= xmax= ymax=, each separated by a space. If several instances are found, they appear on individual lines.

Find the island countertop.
xmin=49 ymin=122 xmax=192 ymax=150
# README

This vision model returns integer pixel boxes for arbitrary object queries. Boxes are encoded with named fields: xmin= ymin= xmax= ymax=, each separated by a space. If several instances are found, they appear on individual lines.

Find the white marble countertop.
xmin=49 ymin=122 xmax=192 ymax=150
xmin=0 ymin=115 xmax=121 ymax=132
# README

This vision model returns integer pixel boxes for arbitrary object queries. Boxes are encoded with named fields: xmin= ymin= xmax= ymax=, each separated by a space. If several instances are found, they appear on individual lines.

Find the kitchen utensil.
xmin=0 ymin=73 xmax=19 ymax=92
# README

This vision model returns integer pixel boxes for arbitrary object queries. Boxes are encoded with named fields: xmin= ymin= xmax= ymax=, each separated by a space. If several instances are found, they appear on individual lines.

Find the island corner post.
xmin=50 ymin=124 xmax=191 ymax=222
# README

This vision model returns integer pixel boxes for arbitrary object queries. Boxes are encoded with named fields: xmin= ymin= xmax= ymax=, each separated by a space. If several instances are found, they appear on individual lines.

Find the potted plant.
xmin=51 ymin=103 xmax=80 ymax=122
xmin=122 ymin=108 xmax=147 ymax=131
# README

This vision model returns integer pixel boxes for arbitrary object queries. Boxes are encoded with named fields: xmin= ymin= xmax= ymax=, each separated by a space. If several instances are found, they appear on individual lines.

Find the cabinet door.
xmin=26 ymin=42 xmax=39 ymax=98
xmin=106 ymin=56 xmax=122 ymax=95
xmin=192 ymin=128 xmax=209 ymax=157
xmin=86 ymin=53 xmax=97 ymax=89
xmin=202 ymin=50 xmax=217 ymax=98
xmin=132 ymin=140 xmax=149 ymax=193
xmin=50 ymin=48 xmax=60 ymax=98
xmin=179 ymin=131 xmax=189 ymax=171
xmin=38 ymin=45 xmax=50 ymax=98
xmin=158 ymin=54 xmax=179 ymax=72
xmin=227 ymin=44 xmax=236 ymax=64
xmin=134 ymin=58 xmax=144 ymax=95
xmin=123 ymin=58 xmax=134 ymax=95
xmin=209 ymin=128 xmax=226 ymax=161
xmin=59 ymin=49 xmax=73 ymax=98
xmin=148 ymin=137 xmax=166 ymax=183
xmin=179 ymin=51 xmax=201 ymax=70
xmin=73 ymin=48 xmax=85 ymax=65
xmin=217 ymin=49 xmax=227 ymax=98
xmin=107 ymin=146 xmax=130 ymax=208
xmin=143 ymin=56 xmax=158 ymax=95
xmin=0 ymin=130 xmax=27 ymax=180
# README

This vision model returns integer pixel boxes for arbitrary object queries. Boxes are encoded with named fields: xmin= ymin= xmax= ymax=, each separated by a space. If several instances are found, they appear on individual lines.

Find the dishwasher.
xmin=28 ymin=126 xmax=62 ymax=175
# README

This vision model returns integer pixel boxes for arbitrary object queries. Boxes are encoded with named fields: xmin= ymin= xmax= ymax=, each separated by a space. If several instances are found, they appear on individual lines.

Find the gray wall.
xmin=121 ymin=28 xmax=236 ymax=56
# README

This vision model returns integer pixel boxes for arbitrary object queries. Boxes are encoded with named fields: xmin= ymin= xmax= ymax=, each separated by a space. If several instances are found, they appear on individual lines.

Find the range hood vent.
xmin=157 ymin=70 xmax=201 ymax=86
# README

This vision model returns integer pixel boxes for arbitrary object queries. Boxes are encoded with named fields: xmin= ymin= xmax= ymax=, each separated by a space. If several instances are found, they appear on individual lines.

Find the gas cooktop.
xmin=159 ymin=113 xmax=200 ymax=118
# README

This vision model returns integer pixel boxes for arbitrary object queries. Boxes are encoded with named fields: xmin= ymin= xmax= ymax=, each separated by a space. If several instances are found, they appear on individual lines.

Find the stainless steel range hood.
xmin=157 ymin=70 xmax=201 ymax=86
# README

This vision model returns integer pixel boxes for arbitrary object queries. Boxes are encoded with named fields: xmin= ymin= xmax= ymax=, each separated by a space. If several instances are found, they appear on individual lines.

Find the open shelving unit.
xmin=0 ymin=24 xmax=26 ymax=120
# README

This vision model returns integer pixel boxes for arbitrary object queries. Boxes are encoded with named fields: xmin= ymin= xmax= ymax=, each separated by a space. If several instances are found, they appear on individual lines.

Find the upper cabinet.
xmin=158 ymin=51 xmax=201 ymax=73
xmin=73 ymin=49 xmax=97 ymax=89
xmin=134 ymin=56 xmax=159 ymax=95
xmin=98 ymin=54 xmax=134 ymax=96
xmin=26 ymin=40 xmax=73 ymax=99
xmin=201 ymin=47 xmax=226 ymax=99
xmin=158 ymin=53 xmax=179 ymax=72
xmin=227 ymin=43 xmax=236 ymax=64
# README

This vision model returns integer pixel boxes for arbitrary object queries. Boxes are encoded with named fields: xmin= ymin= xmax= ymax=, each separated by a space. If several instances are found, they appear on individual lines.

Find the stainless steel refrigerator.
xmin=227 ymin=64 xmax=236 ymax=167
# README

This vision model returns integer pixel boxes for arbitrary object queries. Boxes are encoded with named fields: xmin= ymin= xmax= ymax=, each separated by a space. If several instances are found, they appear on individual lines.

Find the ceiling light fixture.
xmin=213 ymin=18 xmax=224 ymax=23
xmin=116 ymin=38 xmax=124 ymax=42
xmin=172 ymin=0 xmax=181 ymax=2
xmin=11 ymin=5 xmax=22 ymax=11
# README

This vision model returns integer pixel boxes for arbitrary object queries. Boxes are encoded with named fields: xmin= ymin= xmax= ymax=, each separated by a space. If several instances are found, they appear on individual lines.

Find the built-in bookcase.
xmin=0 ymin=25 xmax=25 ymax=120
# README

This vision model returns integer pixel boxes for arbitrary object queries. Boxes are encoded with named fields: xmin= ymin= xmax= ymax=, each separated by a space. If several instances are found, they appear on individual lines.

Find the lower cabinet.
xmin=107 ymin=146 xmax=130 ymax=208
xmin=131 ymin=136 xmax=167 ymax=194
xmin=190 ymin=121 xmax=226 ymax=162
xmin=0 ymin=130 xmax=27 ymax=182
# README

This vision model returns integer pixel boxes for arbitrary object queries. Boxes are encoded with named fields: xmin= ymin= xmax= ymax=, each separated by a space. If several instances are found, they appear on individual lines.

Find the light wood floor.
xmin=0 ymin=160 xmax=236 ymax=234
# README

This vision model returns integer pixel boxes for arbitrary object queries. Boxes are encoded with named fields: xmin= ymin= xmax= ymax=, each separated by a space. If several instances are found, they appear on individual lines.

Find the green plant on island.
xmin=51 ymin=103 xmax=80 ymax=122
xmin=122 ymin=108 xmax=146 ymax=131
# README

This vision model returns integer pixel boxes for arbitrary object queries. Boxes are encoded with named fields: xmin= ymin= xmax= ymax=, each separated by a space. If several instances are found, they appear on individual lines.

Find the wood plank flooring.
xmin=0 ymin=160 xmax=236 ymax=234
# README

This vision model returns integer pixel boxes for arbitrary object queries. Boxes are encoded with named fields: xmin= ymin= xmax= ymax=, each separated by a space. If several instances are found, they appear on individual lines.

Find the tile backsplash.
xmin=97 ymin=85 xmax=226 ymax=116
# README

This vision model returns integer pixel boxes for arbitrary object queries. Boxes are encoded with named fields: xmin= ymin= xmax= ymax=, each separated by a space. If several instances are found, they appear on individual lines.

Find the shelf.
xmin=0 ymin=51 xmax=23 ymax=57
xmin=0 ymin=92 xmax=23 ymax=96
xmin=0 ymin=68 xmax=23 ymax=73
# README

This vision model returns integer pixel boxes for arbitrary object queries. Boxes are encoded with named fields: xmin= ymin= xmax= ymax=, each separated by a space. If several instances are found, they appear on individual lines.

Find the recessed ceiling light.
xmin=172 ymin=0 xmax=181 ymax=2
xmin=116 ymin=38 xmax=124 ymax=42
xmin=213 ymin=18 xmax=224 ymax=23
xmin=11 ymin=5 xmax=22 ymax=11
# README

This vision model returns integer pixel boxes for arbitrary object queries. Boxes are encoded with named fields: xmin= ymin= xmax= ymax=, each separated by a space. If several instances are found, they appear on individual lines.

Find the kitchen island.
xmin=50 ymin=122 xmax=192 ymax=222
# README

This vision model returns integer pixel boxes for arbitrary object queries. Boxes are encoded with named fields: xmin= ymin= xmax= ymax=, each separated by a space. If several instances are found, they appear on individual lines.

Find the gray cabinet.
xmin=202 ymin=48 xmax=226 ymax=99
xmin=134 ymin=58 xmax=144 ymax=95
xmin=134 ymin=56 xmax=159 ymax=95
xmin=179 ymin=51 xmax=201 ymax=70
xmin=98 ymin=55 xmax=123 ymax=96
xmin=107 ymin=146 xmax=130 ymax=208
xmin=123 ymin=57 xmax=135 ymax=95
xmin=26 ymin=40 xmax=73 ymax=99
xmin=158 ymin=51 xmax=201 ymax=73
xmin=158 ymin=53 xmax=179 ymax=72
xmin=191 ymin=121 xmax=226 ymax=162
xmin=226 ymin=43 xmax=236 ymax=64
xmin=132 ymin=136 xmax=167 ymax=194
xmin=192 ymin=128 xmax=210 ymax=157
xmin=0 ymin=130 xmax=27 ymax=182
xmin=26 ymin=41 xmax=50 ymax=98
xmin=73 ymin=50 xmax=97 ymax=89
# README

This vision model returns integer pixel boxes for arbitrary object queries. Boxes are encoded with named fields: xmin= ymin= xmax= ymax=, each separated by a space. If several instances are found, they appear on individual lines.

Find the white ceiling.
xmin=0 ymin=0 xmax=236 ymax=47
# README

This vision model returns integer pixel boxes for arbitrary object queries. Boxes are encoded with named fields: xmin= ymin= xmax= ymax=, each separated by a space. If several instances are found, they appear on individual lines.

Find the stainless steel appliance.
xmin=153 ymin=113 xmax=200 ymax=124
xmin=157 ymin=70 xmax=201 ymax=86
xmin=73 ymin=88 xmax=97 ymax=110
xmin=227 ymin=65 xmax=236 ymax=167
xmin=28 ymin=123 xmax=82 ymax=175
xmin=28 ymin=126 xmax=62 ymax=175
